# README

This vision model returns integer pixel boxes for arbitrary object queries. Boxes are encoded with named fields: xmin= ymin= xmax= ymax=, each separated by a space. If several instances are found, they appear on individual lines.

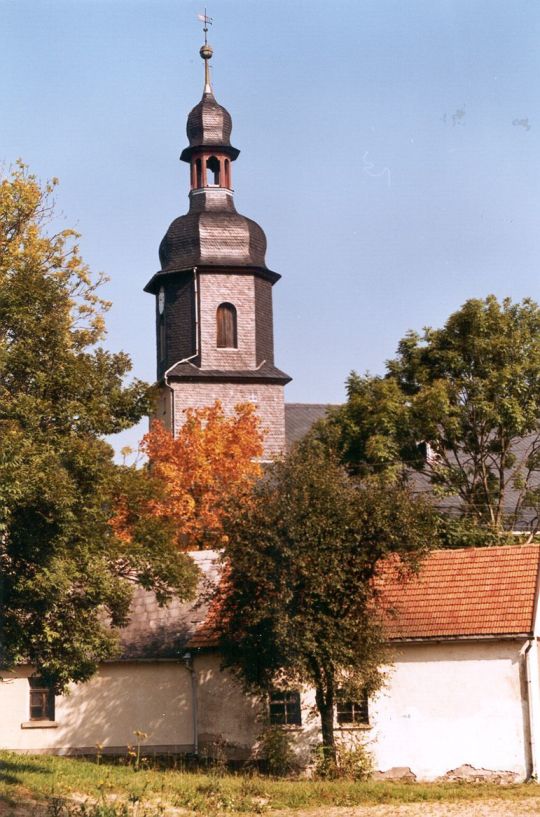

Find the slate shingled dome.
xmin=186 ymin=90 xmax=233 ymax=147
xmin=158 ymin=190 xmax=269 ymax=272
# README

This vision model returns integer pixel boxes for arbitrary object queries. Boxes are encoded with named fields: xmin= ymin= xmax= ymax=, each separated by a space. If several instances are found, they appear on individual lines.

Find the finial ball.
xmin=200 ymin=43 xmax=213 ymax=61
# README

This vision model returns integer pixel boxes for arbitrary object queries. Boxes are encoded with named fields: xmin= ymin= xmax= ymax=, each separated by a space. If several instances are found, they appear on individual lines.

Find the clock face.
xmin=158 ymin=287 xmax=165 ymax=315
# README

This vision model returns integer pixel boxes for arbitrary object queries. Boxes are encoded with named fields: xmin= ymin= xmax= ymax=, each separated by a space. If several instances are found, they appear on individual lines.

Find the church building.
xmin=1 ymin=37 xmax=540 ymax=784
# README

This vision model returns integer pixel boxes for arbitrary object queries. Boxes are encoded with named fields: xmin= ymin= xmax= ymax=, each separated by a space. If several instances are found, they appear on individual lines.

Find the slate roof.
xmin=382 ymin=544 xmax=540 ymax=640
xmin=284 ymin=403 xmax=336 ymax=447
xmin=186 ymin=90 xmax=233 ymax=148
xmin=286 ymin=405 xmax=540 ymax=529
xmin=168 ymin=361 xmax=291 ymax=384
xmin=117 ymin=551 xmax=219 ymax=660
xmin=157 ymin=198 xmax=269 ymax=275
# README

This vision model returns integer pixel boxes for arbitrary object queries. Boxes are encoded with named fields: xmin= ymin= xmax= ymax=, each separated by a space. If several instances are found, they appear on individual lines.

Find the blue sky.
xmin=2 ymin=0 xmax=539 ymax=452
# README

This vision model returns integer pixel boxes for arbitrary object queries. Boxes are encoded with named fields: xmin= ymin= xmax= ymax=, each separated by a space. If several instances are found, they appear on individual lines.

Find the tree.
xmin=217 ymin=439 xmax=438 ymax=765
xmin=0 ymin=163 xmax=198 ymax=690
xmin=138 ymin=402 xmax=264 ymax=550
xmin=321 ymin=296 xmax=540 ymax=535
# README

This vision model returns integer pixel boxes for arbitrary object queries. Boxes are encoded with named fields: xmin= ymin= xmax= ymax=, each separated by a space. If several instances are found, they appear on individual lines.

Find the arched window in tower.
xmin=206 ymin=156 xmax=221 ymax=186
xmin=195 ymin=158 xmax=203 ymax=189
xmin=216 ymin=302 xmax=237 ymax=348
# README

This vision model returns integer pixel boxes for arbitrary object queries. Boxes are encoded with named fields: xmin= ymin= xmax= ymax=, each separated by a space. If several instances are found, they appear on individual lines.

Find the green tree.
xmin=321 ymin=296 xmax=540 ymax=535
xmin=217 ymin=440 xmax=438 ymax=765
xmin=0 ymin=163 xmax=198 ymax=690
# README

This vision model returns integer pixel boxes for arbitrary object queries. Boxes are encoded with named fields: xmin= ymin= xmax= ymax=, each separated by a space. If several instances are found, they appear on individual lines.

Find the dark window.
xmin=196 ymin=158 xmax=203 ymax=188
xmin=269 ymin=690 xmax=302 ymax=726
xmin=216 ymin=303 xmax=237 ymax=348
xmin=29 ymin=678 xmax=55 ymax=721
xmin=206 ymin=156 xmax=220 ymax=186
xmin=336 ymin=689 xmax=369 ymax=726
xmin=159 ymin=315 xmax=166 ymax=361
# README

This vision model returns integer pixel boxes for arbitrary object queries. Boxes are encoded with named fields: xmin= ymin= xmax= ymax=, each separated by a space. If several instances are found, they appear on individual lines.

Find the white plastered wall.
xmin=1 ymin=640 xmax=530 ymax=778
xmin=195 ymin=652 xmax=261 ymax=751
xmin=369 ymin=640 xmax=529 ymax=780
xmin=0 ymin=663 xmax=193 ymax=754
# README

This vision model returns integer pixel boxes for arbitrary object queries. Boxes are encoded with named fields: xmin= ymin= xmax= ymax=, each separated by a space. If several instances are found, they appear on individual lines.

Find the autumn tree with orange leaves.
xmin=138 ymin=401 xmax=264 ymax=550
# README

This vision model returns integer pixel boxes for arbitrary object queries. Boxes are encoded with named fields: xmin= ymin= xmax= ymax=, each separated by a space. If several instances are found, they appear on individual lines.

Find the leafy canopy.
xmin=321 ymin=296 xmax=540 ymax=534
xmin=0 ymin=163 xmax=198 ymax=689
xmin=218 ymin=439 xmax=438 ymax=760
xmin=135 ymin=402 xmax=264 ymax=550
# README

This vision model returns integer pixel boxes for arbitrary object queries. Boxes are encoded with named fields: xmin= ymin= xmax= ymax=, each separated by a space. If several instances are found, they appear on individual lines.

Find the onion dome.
xmin=186 ymin=90 xmax=233 ymax=149
xmin=180 ymin=42 xmax=239 ymax=162
xmin=158 ymin=190 xmax=269 ymax=273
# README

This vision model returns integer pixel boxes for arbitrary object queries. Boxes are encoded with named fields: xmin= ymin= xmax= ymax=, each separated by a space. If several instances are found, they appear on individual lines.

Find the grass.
xmin=1 ymin=751 xmax=540 ymax=815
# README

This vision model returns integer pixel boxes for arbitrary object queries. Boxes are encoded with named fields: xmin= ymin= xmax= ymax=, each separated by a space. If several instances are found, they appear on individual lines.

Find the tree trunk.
xmin=315 ymin=682 xmax=336 ymax=766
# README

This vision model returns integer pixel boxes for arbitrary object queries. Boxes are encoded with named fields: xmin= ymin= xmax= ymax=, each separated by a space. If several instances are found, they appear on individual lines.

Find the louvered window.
xmin=216 ymin=303 xmax=237 ymax=348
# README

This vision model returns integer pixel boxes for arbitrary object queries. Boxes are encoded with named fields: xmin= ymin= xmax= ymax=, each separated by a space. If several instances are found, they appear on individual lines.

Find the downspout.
xmin=182 ymin=651 xmax=199 ymax=755
xmin=163 ymin=266 xmax=200 ymax=434
xmin=522 ymin=639 xmax=539 ymax=779
xmin=522 ymin=554 xmax=540 ymax=780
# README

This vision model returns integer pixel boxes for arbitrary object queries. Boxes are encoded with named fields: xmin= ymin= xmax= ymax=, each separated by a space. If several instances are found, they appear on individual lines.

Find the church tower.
xmin=144 ymin=36 xmax=290 ymax=458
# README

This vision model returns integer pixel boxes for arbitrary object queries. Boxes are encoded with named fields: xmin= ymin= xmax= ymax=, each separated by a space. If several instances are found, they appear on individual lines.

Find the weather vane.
xmin=197 ymin=10 xmax=213 ymax=46
xmin=197 ymin=10 xmax=213 ymax=92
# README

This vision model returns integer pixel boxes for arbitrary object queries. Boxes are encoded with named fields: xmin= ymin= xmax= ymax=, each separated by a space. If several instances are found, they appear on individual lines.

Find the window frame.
xmin=269 ymin=690 xmax=302 ymax=727
xmin=216 ymin=302 xmax=238 ymax=349
xmin=28 ymin=678 xmax=55 ymax=722
xmin=336 ymin=689 xmax=369 ymax=727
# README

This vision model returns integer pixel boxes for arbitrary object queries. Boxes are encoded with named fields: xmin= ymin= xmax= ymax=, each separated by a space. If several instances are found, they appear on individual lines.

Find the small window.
xmin=29 ymin=678 xmax=55 ymax=721
xmin=206 ymin=156 xmax=220 ymax=186
xmin=336 ymin=689 xmax=369 ymax=726
xmin=196 ymin=158 xmax=203 ymax=188
xmin=159 ymin=315 xmax=166 ymax=361
xmin=269 ymin=690 xmax=302 ymax=726
xmin=216 ymin=303 xmax=237 ymax=348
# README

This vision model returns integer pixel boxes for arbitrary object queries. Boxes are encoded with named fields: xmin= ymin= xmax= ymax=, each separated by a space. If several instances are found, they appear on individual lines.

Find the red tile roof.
xmin=382 ymin=544 xmax=540 ymax=640
xmin=188 ymin=618 xmax=220 ymax=649
xmin=188 ymin=545 xmax=540 ymax=648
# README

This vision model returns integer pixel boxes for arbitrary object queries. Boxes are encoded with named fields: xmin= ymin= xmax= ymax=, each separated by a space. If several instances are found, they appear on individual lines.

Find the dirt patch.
xmin=271 ymin=802 xmax=540 ymax=817
xmin=4 ymin=797 xmax=540 ymax=817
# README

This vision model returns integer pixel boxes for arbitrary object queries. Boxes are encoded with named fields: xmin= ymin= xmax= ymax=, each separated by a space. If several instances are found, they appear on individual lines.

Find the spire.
xmin=198 ymin=10 xmax=213 ymax=95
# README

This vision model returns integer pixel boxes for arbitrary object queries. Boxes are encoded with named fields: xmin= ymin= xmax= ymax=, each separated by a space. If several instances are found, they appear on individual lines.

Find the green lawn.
xmin=1 ymin=751 xmax=540 ymax=816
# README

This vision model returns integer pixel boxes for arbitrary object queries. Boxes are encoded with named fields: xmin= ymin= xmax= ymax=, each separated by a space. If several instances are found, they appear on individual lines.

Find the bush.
xmin=255 ymin=726 xmax=296 ymax=777
xmin=313 ymin=734 xmax=373 ymax=780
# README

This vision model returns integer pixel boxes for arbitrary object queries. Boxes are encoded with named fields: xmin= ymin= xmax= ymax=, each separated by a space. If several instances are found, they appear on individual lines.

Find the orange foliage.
xmin=140 ymin=401 xmax=264 ymax=550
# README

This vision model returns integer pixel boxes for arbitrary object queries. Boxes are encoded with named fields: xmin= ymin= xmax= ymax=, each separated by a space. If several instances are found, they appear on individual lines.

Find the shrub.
xmin=255 ymin=726 xmax=296 ymax=777
xmin=313 ymin=734 xmax=373 ymax=780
